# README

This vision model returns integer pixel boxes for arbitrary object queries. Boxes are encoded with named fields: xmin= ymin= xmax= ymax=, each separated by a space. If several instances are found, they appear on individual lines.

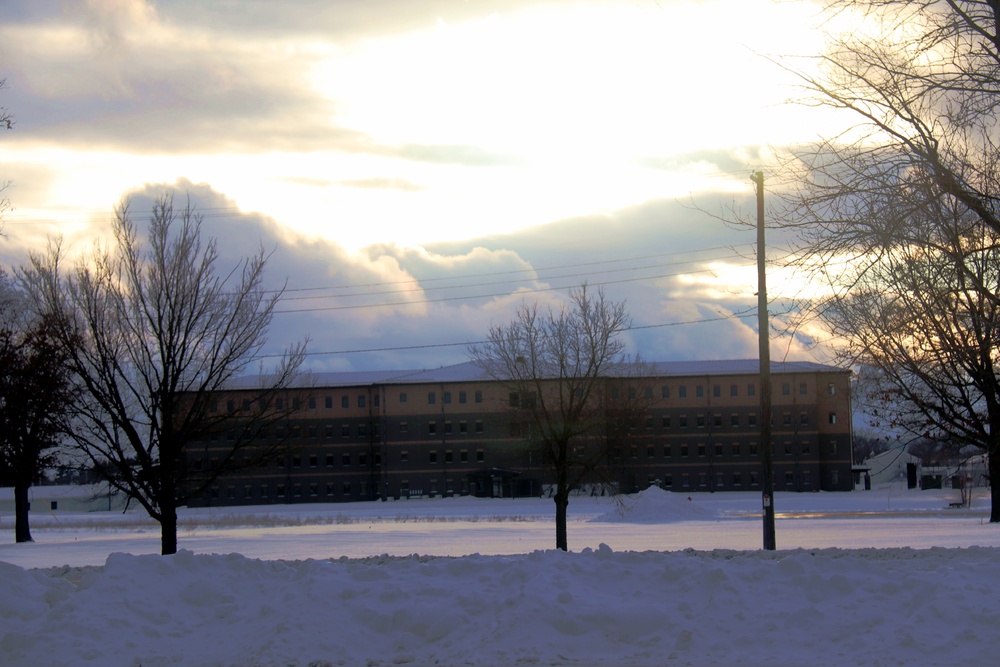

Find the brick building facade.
xmin=186 ymin=359 xmax=853 ymax=506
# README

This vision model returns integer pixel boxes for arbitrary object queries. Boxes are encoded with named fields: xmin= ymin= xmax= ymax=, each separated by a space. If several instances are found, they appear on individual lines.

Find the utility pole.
xmin=753 ymin=170 xmax=777 ymax=551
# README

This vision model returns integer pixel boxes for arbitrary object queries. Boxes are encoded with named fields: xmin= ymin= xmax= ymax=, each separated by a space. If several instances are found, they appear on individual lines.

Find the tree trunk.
xmin=554 ymin=488 xmax=569 ymax=551
xmin=14 ymin=481 xmax=33 ymax=543
xmin=160 ymin=502 xmax=178 ymax=555
xmin=989 ymin=444 xmax=999 ymax=523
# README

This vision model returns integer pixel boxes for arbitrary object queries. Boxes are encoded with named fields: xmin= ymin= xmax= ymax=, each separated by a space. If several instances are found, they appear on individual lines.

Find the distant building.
xmin=184 ymin=359 xmax=854 ymax=507
xmin=862 ymin=449 xmax=922 ymax=488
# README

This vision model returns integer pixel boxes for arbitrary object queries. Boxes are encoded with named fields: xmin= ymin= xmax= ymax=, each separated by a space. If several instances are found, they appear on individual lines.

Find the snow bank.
xmin=2 ymin=545 xmax=999 ymax=667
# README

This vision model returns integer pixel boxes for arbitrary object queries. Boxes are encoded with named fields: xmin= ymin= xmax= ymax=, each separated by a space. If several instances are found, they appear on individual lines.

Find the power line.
xmin=274 ymin=310 xmax=759 ymax=359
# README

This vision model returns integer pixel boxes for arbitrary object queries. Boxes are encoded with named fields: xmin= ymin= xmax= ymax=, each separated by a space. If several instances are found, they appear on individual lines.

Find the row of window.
xmin=211 ymin=380 xmax=841 ymax=415
xmin=629 ymin=440 xmax=837 ymax=459
xmin=210 ymin=480 xmax=371 ymax=501
xmin=649 ymin=411 xmax=837 ymax=430
xmin=658 ymin=469 xmax=819 ymax=489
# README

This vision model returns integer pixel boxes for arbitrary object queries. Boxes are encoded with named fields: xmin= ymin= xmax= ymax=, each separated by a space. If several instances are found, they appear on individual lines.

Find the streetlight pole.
xmin=753 ymin=171 xmax=777 ymax=551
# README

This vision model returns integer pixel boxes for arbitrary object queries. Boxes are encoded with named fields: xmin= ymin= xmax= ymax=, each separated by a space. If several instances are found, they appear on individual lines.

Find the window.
xmin=276 ymin=398 xmax=284 ymax=411
xmin=801 ymin=440 xmax=810 ymax=454
xmin=444 ymin=420 xmax=453 ymax=434
xmin=460 ymin=450 xmax=469 ymax=462
xmin=785 ymin=471 xmax=794 ymax=486
xmin=399 ymin=392 xmax=408 ymax=403
xmin=663 ymin=445 xmax=671 ymax=457
xmin=341 ymin=424 xmax=350 ymax=437
xmin=828 ymin=383 xmax=837 ymax=395
xmin=829 ymin=412 xmax=837 ymax=425
xmin=731 ymin=414 xmax=740 ymax=428
xmin=476 ymin=449 xmax=485 ymax=462
xmin=429 ymin=451 xmax=438 ymax=463
xmin=359 ymin=452 xmax=368 ymax=466
xmin=358 ymin=395 xmax=366 ymax=408
xmin=443 ymin=391 xmax=451 ymax=404
xmin=696 ymin=385 xmax=704 ymax=398
xmin=696 ymin=415 xmax=706 ymax=428
xmin=310 ymin=483 xmax=318 ymax=497
xmin=645 ymin=416 xmax=654 ymax=429
xmin=475 ymin=420 xmax=484 ymax=433
xmin=713 ymin=414 xmax=722 ymax=428
xmin=697 ymin=443 xmax=706 ymax=457
xmin=227 ymin=399 xmax=235 ymax=414
xmin=400 ymin=450 xmax=409 ymax=462
xmin=325 ymin=396 xmax=333 ymax=409
xmin=399 ymin=421 xmax=408 ymax=433
xmin=292 ymin=456 xmax=301 ymax=468
xmin=459 ymin=420 xmax=468 ymax=434
xmin=748 ymin=414 xmax=758 ymax=427
xmin=308 ymin=397 xmax=317 ymax=410
xmin=445 ymin=450 xmax=453 ymax=463
xmin=698 ymin=472 xmax=707 ymax=487
xmin=713 ymin=385 xmax=721 ymax=398
xmin=782 ymin=413 xmax=792 ymax=426
xmin=662 ymin=416 xmax=672 ymax=428
xmin=209 ymin=400 xmax=218 ymax=413
xmin=661 ymin=385 xmax=670 ymax=399
xmin=680 ymin=444 xmax=689 ymax=457
xmin=679 ymin=415 xmax=689 ymax=428
xmin=681 ymin=473 xmax=690 ymax=488
xmin=799 ymin=383 xmax=807 ymax=396
xmin=459 ymin=391 xmax=467 ymax=404
xmin=800 ymin=413 xmax=809 ymax=426
xmin=748 ymin=384 xmax=756 ymax=397
xmin=679 ymin=385 xmax=687 ymax=398
xmin=749 ymin=442 xmax=759 ymax=456
xmin=733 ymin=472 xmax=742 ymax=487
xmin=325 ymin=482 xmax=335 ymax=496
xmin=714 ymin=443 xmax=723 ymax=456
xmin=358 ymin=423 xmax=367 ymax=437
xmin=428 ymin=422 xmax=437 ymax=435
xmin=730 ymin=384 xmax=738 ymax=397
xmin=644 ymin=387 xmax=653 ymax=399
xmin=732 ymin=442 xmax=741 ymax=456
xmin=428 ymin=391 xmax=436 ymax=405
xmin=309 ymin=454 xmax=318 ymax=468
xmin=342 ymin=453 xmax=351 ymax=466
xmin=646 ymin=446 xmax=655 ymax=458
xmin=325 ymin=454 xmax=334 ymax=467
xmin=475 ymin=390 xmax=483 ymax=403
xmin=342 ymin=482 xmax=352 ymax=496
xmin=784 ymin=441 xmax=793 ymax=455
xmin=374 ymin=394 xmax=380 ymax=407
xmin=308 ymin=425 xmax=317 ymax=439
xmin=782 ymin=383 xmax=790 ymax=396
xmin=242 ymin=399 xmax=251 ymax=413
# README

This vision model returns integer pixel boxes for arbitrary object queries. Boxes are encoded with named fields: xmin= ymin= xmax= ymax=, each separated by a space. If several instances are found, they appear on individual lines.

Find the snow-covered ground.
xmin=1 ymin=485 xmax=998 ymax=666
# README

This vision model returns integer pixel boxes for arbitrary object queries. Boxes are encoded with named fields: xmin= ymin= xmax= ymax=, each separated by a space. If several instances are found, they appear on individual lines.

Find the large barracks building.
xmin=186 ymin=359 xmax=853 ymax=507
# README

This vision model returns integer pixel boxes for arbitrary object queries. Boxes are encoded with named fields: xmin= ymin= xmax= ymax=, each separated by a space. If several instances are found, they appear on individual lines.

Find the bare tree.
xmin=0 ymin=306 xmax=80 ymax=543
xmin=19 ymin=195 xmax=308 ymax=554
xmin=1 ymin=77 xmax=13 ymax=233
xmin=469 ymin=285 xmax=641 ymax=551
xmin=760 ymin=2 xmax=1000 ymax=519
xmin=823 ymin=205 xmax=1000 ymax=519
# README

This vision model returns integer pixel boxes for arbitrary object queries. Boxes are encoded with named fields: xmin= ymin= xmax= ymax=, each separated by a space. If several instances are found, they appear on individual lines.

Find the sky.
xmin=2 ymin=487 xmax=999 ymax=666
xmin=0 ymin=0 xmax=857 ymax=372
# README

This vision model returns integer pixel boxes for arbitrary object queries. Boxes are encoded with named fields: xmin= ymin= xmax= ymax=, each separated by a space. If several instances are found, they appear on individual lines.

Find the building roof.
xmin=228 ymin=359 xmax=848 ymax=390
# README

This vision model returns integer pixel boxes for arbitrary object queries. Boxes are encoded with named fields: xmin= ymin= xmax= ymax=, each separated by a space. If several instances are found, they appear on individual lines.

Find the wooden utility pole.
xmin=753 ymin=170 xmax=777 ymax=551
